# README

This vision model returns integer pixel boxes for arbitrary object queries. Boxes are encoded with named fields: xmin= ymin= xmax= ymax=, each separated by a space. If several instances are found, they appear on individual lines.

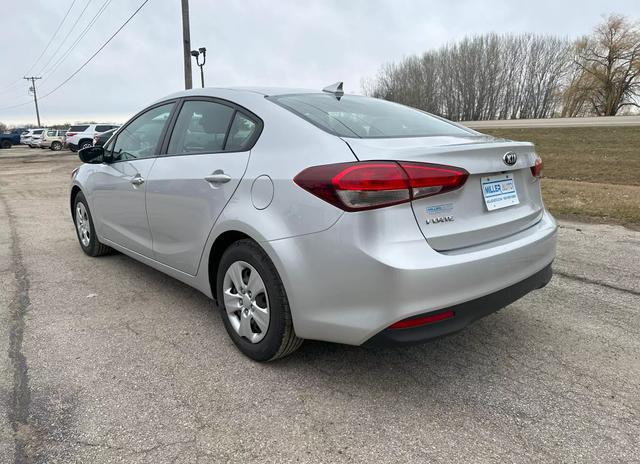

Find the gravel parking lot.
xmin=1 ymin=145 xmax=639 ymax=463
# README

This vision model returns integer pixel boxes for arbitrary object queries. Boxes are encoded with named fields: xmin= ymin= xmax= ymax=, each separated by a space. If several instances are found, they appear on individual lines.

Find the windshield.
xmin=268 ymin=94 xmax=473 ymax=138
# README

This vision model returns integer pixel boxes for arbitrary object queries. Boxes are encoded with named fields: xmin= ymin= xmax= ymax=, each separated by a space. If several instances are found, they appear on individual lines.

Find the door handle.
xmin=204 ymin=171 xmax=231 ymax=184
xmin=131 ymin=176 xmax=145 ymax=185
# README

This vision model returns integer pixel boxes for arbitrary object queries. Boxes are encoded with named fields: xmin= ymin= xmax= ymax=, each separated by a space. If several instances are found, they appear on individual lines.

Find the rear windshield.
xmin=69 ymin=125 xmax=89 ymax=132
xmin=268 ymin=94 xmax=472 ymax=138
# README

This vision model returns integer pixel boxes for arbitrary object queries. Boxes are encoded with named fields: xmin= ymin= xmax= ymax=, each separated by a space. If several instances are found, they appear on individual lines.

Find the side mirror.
xmin=78 ymin=146 xmax=105 ymax=164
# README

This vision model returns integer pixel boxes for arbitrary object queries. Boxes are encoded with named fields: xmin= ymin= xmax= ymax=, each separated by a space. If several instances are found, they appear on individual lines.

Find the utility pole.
xmin=180 ymin=0 xmax=193 ymax=90
xmin=23 ymin=76 xmax=42 ymax=127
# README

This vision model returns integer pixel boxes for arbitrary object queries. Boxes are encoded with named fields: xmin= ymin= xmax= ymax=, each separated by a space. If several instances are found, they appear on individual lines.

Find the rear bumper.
xmin=67 ymin=143 xmax=78 ymax=151
xmin=364 ymin=263 xmax=552 ymax=346
xmin=266 ymin=204 xmax=557 ymax=346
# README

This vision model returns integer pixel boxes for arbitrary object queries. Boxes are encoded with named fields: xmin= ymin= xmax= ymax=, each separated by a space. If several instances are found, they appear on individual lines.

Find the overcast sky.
xmin=1 ymin=0 xmax=638 ymax=126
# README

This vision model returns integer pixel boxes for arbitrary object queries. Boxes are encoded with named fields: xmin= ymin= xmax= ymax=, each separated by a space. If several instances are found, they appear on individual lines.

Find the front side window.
xmin=47 ymin=130 xmax=56 ymax=136
xmin=111 ymin=103 xmax=174 ymax=161
xmin=269 ymin=94 xmax=473 ymax=138
xmin=167 ymin=100 xmax=234 ymax=154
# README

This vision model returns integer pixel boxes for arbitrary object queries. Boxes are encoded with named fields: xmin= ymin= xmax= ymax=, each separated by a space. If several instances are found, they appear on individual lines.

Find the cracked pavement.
xmin=0 ymin=147 xmax=639 ymax=463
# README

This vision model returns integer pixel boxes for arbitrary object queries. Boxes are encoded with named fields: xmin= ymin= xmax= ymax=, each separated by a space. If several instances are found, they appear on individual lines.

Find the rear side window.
xmin=69 ymin=125 xmax=89 ymax=132
xmin=225 ymin=113 xmax=258 ymax=152
xmin=95 ymin=125 xmax=112 ymax=132
xmin=269 ymin=94 xmax=472 ymax=138
xmin=58 ymin=130 xmax=67 ymax=136
xmin=33 ymin=130 xmax=43 ymax=135
xmin=167 ymin=100 xmax=234 ymax=154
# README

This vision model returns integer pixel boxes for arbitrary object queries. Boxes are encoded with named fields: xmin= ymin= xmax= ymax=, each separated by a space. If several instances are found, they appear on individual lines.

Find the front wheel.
xmin=51 ymin=141 xmax=62 ymax=151
xmin=217 ymin=240 xmax=302 ymax=361
xmin=79 ymin=140 xmax=92 ymax=150
xmin=0 ymin=140 xmax=11 ymax=149
xmin=73 ymin=192 xmax=112 ymax=257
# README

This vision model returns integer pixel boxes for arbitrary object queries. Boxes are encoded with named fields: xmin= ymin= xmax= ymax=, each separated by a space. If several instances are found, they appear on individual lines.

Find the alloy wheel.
xmin=75 ymin=202 xmax=91 ymax=247
xmin=223 ymin=261 xmax=270 ymax=343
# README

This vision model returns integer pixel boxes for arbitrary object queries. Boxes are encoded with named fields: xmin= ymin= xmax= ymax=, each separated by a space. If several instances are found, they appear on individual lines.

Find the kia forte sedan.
xmin=70 ymin=84 xmax=556 ymax=361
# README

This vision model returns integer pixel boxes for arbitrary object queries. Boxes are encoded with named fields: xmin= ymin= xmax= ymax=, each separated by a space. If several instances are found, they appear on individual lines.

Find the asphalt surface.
xmin=463 ymin=115 xmax=640 ymax=129
xmin=1 ymin=146 xmax=639 ymax=463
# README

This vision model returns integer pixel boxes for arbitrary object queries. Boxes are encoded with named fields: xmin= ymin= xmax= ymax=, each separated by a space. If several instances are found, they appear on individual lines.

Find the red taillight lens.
xmin=67 ymin=132 xmax=77 ymax=137
xmin=294 ymin=161 xmax=468 ymax=211
xmin=400 ymin=162 xmax=469 ymax=199
xmin=531 ymin=157 xmax=543 ymax=178
xmin=389 ymin=310 xmax=455 ymax=329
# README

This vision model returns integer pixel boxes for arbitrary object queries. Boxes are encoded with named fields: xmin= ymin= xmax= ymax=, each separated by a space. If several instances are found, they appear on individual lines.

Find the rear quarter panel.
xmin=194 ymin=90 xmax=357 ymax=276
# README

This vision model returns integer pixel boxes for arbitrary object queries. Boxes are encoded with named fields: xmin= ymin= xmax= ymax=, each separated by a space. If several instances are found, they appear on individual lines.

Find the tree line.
xmin=363 ymin=15 xmax=640 ymax=121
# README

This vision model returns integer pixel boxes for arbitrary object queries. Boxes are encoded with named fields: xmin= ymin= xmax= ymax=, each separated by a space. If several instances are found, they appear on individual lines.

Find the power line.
xmin=24 ymin=0 xmax=78 ymax=76
xmin=35 ymin=0 xmax=94 ymax=76
xmin=41 ymin=0 xmax=114 ymax=83
xmin=0 ymin=0 xmax=151 ymax=112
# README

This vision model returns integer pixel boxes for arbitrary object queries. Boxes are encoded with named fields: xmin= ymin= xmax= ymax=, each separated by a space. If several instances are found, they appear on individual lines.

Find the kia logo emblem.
xmin=503 ymin=152 xmax=517 ymax=166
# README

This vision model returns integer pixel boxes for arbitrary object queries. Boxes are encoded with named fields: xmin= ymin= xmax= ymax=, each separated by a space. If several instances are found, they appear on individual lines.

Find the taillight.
xmin=294 ymin=161 xmax=468 ymax=212
xmin=67 ymin=132 xmax=77 ymax=137
xmin=531 ymin=156 xmax=543 ymax=178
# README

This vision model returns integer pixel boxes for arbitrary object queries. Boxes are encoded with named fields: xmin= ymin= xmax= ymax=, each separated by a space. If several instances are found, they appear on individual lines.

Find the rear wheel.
xmin=217 ymin=239 xmax=302 ymax=361
xmin=51 ymin=141 xmax=62 ymax=151
xmin=73 ymin=192 xmax=112 ymax=257
xmin=79 ymin=140 xmax=92 ymax=150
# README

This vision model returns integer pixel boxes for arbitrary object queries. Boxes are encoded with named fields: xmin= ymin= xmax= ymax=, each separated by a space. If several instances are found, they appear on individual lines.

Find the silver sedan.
xmin=70 ymin=84 xmax=557 ymax=361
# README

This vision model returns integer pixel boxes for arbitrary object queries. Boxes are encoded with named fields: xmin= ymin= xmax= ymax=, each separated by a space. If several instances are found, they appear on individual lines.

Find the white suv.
xmin=65 ymin=124 xmax=119 ymax=152
xmin=21 ymin=128 xmax=45 ymax=147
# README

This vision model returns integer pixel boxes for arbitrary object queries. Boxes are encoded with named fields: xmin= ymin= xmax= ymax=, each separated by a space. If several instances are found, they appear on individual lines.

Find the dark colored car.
xmin=93 ymin=128 xmax=117 ymax=147
xmin=0 ymin=128 xmax=26 ymax=149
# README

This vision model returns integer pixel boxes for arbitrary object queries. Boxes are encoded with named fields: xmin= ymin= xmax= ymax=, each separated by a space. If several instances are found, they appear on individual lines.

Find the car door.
xmin=145 ymin=98 xmax=262 ymax=275
xmin=89 ymin=102 xmax=176 ymax=256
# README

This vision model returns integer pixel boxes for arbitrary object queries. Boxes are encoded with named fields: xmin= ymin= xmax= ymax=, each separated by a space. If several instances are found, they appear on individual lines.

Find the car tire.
xmin=0 ymin=140 xmax=11 ymax=149
xmin=73 ymin=192 xmax=112 ymax=257
xmin=51 ymin=141 xmax=62 ymax=151
xmin=79 ymin=140 xmax=92 ymax=150
xmin=217 ymin=239 xmax=303 ymax=361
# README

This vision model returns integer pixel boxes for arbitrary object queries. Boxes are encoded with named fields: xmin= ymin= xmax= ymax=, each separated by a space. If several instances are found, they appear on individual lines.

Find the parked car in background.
xmin=93 ymin=127 xmax=118 ymax=147
xmin=65 ymin=124 xmax=119 ymax=152
xmin=70 ymin=86 xmax=556 ymax=361
xmin=32 ymin=130 xmax=47 ymax=148
xmin=40 ymin=129 xmax=67 ymax=151
xmin=21 ymin=128 xmax=45 ymax=147
xmin=0 ymin=128 xmax=26 ymax=148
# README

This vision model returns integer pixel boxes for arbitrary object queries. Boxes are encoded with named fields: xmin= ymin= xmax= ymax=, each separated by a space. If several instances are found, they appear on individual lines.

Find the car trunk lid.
xmin=342 ymin=135 xmax=544 ymax=251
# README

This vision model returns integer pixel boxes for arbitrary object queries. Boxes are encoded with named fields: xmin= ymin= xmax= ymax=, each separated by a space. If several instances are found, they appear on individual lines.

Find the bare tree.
xmin=571 ymin=14 xmax=640 ymax=116
xmin=364 ymin=33 xmax=571 ymax=121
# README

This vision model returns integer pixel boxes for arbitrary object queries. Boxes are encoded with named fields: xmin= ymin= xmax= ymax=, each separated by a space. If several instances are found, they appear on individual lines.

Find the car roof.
xmin=162 ymin=86 xmax=324 ymax=100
